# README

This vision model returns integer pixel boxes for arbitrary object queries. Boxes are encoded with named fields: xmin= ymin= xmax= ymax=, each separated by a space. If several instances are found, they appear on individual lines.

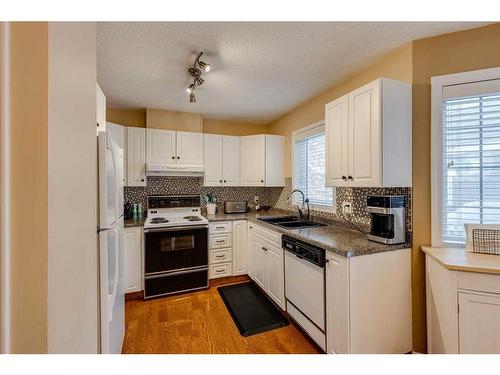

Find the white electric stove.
xmin=144 ymin=195 xmax=209 ymax=229
xmin=143 ymin=195 xmax=209 ymax=299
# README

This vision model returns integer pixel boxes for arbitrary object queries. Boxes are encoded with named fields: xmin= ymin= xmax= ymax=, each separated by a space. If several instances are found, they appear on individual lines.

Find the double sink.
xmin=258 ymin=215 xmax=326 ymax=229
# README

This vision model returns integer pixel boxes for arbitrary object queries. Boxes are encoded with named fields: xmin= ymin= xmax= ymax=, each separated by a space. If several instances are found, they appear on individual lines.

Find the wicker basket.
xmin=465 ymin=224 xmax=500 ymax=255
xmin=472 ymin=229 xmax=500 ymax=255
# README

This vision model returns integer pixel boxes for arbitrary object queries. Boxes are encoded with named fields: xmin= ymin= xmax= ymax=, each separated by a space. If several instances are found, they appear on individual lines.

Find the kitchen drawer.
xmin=458 ymin=271 xmax=500 ymax=295
xmin=250 ymin=222 xmax=281 ymax=247
xmin=209 ymin=262 xmax=232 ymax=279
xmin=209 ymin=221 xmax=232 ymax=234
xmin=209 ymin=233 xmax=232 ymax=249
xmin=210 ymin=248 xmax=232 ymax=264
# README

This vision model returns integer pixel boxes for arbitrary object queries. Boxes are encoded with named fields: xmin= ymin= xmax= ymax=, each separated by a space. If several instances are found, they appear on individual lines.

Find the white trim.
xmin=291 ymin=120 xmax=336 ymax=213
xmin=0 ymin=22 xmax=10 ymax=354
xmin=431 ymin=67 xmax=500 ymax=247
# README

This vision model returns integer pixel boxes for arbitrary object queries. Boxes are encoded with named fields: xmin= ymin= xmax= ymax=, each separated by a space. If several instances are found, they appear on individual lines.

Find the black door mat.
xmin=217 ymin=282 xmax=289 ymax=337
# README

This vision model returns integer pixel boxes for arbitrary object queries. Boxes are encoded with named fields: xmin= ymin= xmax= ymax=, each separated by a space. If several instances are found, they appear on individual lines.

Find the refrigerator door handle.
xmin=107 ymin=227 xmax=119 ymax=323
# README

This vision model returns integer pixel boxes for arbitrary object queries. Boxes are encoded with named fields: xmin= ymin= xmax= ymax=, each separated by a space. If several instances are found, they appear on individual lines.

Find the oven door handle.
xmin=144 ymin=225 xmax=208 ymax=233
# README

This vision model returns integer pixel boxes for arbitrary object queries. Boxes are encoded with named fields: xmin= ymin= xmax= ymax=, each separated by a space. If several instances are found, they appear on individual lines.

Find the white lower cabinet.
xmin=326 ymin=249 xmax=412 ymax=354
xmin=265 ymin=243 xmax=285 ymax=309
xmin=247 ymin=222 xmax=285 ymax=310
xmin=208 ymin=221 xmax=233 ymax=279
xmin=458 ymin=291 xmax=500 ymax=354
xmin=425 ymin=253 xmax=500 ymax=354
xmin=232 ymin=220 xmax=247 ymax=276
xmin=124 ymin=226 xmax=143 ymax=293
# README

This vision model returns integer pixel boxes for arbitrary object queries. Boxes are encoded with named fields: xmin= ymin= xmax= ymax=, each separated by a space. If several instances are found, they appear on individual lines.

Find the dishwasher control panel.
xmin=282 ymin=235 xmax=326 ymax=268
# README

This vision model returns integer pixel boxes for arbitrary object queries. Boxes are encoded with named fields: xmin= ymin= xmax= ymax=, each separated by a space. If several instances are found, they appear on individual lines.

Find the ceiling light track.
xmin=186 ymin=51 xmax=210 ymax=103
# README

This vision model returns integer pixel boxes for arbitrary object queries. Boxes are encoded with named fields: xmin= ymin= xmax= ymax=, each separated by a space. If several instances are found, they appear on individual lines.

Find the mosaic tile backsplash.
xmin=124 ymin=177 xmax=283 ymax=213
xmin=274 ymin=177 xmax=412 ymax=234
xmin=124 ymin=176 xmax=412 ymax=234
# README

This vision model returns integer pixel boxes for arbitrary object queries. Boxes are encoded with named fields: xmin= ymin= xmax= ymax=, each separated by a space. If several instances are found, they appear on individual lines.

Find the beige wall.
xmin=106 ymin=108 xmax=146 ymax=128
xmin=146 ymin=108 xmax=203 ymax=131
xmin=267 ymin=43 xmax=413 ymax=177
xmin=203 ymin=118 xmax=267 ymax=136
xmin=47 ymin=22 xmax=98 ymax=353
xmin=107 ymin=107 xmax=269 ymax=136
xmin=410 ymin=22 xmax=500 ymax=353
xmin=4 ymin=22 xmax=49 ymax=353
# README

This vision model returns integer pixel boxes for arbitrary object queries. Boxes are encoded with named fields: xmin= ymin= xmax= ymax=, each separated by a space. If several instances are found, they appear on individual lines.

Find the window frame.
xmin=431 ymin=67 xmax=500 ymax=247
xmin=291 ymin=120 xmax=336 ymax=213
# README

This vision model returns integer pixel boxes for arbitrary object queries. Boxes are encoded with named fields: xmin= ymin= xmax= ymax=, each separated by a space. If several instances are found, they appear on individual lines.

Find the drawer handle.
xmin=216 ymin=255 xmax=225 ymax=259
xmin=215 ymin=226 xmax=225 ymax=230
xmin=216 ymin=269 xmax=225 ymax=273
xmin=216 ymin=240 xmax=225 ymax=243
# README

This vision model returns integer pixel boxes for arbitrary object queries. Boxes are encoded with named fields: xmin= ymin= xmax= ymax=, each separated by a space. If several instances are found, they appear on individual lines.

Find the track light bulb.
xmin=198 ymin=60 xmax=210 ymax=72
xmin=189 ymin=92 xmax=196 ymax=103
xmin=186 ymin=84 xmax=195 ymax=94
xmin=194 ymin=76 xmax=204 ymax=86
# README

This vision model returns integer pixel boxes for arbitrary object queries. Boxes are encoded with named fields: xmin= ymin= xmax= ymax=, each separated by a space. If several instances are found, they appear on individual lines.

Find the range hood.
xmin=146 ymin=163 xmax=205 ymax=177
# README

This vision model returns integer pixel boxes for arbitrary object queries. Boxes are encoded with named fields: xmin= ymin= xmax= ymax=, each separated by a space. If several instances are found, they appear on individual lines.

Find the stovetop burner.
xmin=183 ymin=215 xmax=203 ymax=221
xmin=150 ymin=217 xmax=169 ymax=224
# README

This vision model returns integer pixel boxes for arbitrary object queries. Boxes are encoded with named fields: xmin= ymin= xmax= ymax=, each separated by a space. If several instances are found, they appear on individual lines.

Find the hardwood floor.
xmin=122 ymin=279 xmax=322 ymax=354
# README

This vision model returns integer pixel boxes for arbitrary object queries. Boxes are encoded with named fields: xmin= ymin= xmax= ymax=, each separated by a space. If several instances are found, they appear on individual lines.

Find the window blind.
xmin=293 ymin=130 xmax=333 ymax=208
xmin=441 ymin=86 xmax=500 ymax=245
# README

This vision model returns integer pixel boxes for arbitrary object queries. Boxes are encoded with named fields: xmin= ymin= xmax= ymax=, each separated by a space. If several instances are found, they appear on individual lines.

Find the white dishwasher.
xmin=283 ymin=235 xmax=326 ymax=350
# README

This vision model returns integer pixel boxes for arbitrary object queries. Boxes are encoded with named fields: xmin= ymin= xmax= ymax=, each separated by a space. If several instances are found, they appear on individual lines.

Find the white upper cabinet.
xmin=96 ymin=83 xmax=106 ymax=134
xmin=204 ymin=134 xmax=240 ymax=186
xmin=265 ymin=135 xmax=285 ymax=187
xmin=325 ymin=94 xmax=349 ymax=187
xmin=127 ymin=127 xmax=146 ymax=186
xmin=241 ymin=135 xmax=266 ymax=186
xmin=204 ymin=134 xmax=223 ymax=185
xmin=146 ymin=129 xmax=203 ymax=168
xmin=176 ymin=131 xmax=204 ymax=166
xmin=325 ymin=78 xmax=412 ymax=187
xmin=349 ymin=80 xmax=382 ymax=186
xmin=222 ymin=136 xmax=240 ymax=186
xmin=146 ymin=128 xmax=176 ymax=166
xmin=240 ymin=134 xmax=284 ymax=187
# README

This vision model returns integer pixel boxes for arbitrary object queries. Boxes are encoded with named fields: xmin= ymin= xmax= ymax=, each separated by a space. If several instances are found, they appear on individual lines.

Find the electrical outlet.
xmin=254 ymin=196 xmax=259 ymax=203
xmin=342 ymin=201 xmax=352 ymax=215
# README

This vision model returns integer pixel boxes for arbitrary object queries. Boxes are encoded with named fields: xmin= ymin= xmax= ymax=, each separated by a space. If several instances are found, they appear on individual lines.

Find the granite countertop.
xmin=124 ymin=216 xmax=146 ymax=228
xmin=203 ymin=209 xmax=411 ymax=258
xmin=421 ymin=246 xmax=500 ymax=275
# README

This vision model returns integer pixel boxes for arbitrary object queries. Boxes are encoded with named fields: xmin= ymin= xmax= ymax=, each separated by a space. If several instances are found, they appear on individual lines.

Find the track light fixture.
xmin=186 ymin=51 xmax=210 ymax=103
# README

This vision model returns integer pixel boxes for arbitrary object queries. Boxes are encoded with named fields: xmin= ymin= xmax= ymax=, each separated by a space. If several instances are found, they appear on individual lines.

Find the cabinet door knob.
xmin=224 ymin=180 xmax=226 ymax=183
xmin=348 ymin=175 xmax=353 ymax=180
xmin=342 ymin=176 xmax=347 ymax=180
xmin=219 ymin=180 xmax=222 ymax=183
xmin=177 ymin=156 xmax=180 ymax=159
xmin=171 ymin=156 xmax=175 ymax=159
xmin=260 ymin=180 xmax=264 ymax=183
xmin=141 ymin=178 xmax=145 ymax=182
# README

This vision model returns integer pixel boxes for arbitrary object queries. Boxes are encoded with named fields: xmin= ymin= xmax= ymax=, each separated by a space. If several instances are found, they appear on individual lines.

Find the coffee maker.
xmin=367 ymin=195 xmax=405 ymax=244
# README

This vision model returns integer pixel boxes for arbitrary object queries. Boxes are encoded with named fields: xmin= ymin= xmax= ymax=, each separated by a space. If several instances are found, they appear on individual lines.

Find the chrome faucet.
xmin=288 ymin=189 xmax=310 ymax=221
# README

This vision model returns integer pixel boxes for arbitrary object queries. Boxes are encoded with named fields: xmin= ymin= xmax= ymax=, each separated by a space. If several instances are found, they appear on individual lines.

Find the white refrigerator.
xmin=98 ymin=130 xmax=125 ymax=354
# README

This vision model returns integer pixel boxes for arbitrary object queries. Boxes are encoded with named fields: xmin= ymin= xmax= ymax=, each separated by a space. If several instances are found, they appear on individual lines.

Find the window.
xmin=292 ymin=122 xmax=334 ymax=210
xmin=432 ymin=69 xmax=500 ymax=246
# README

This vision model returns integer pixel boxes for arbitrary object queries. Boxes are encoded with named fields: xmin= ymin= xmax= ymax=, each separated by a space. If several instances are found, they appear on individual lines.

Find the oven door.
xmin=144 ymin=225 xmax=208 ymax=275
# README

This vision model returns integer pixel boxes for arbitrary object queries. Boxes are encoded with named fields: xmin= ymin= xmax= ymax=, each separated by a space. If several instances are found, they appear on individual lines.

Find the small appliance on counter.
xmin=224 ymin=201 xmax=249 ymax=214
xmin=367 ymin=195 xmax=405 ymax=245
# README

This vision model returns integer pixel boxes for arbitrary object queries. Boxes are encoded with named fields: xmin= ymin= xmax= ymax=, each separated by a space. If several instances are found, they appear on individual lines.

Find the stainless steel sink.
xmin=258 ymin=216 xmax=326 ymax=229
